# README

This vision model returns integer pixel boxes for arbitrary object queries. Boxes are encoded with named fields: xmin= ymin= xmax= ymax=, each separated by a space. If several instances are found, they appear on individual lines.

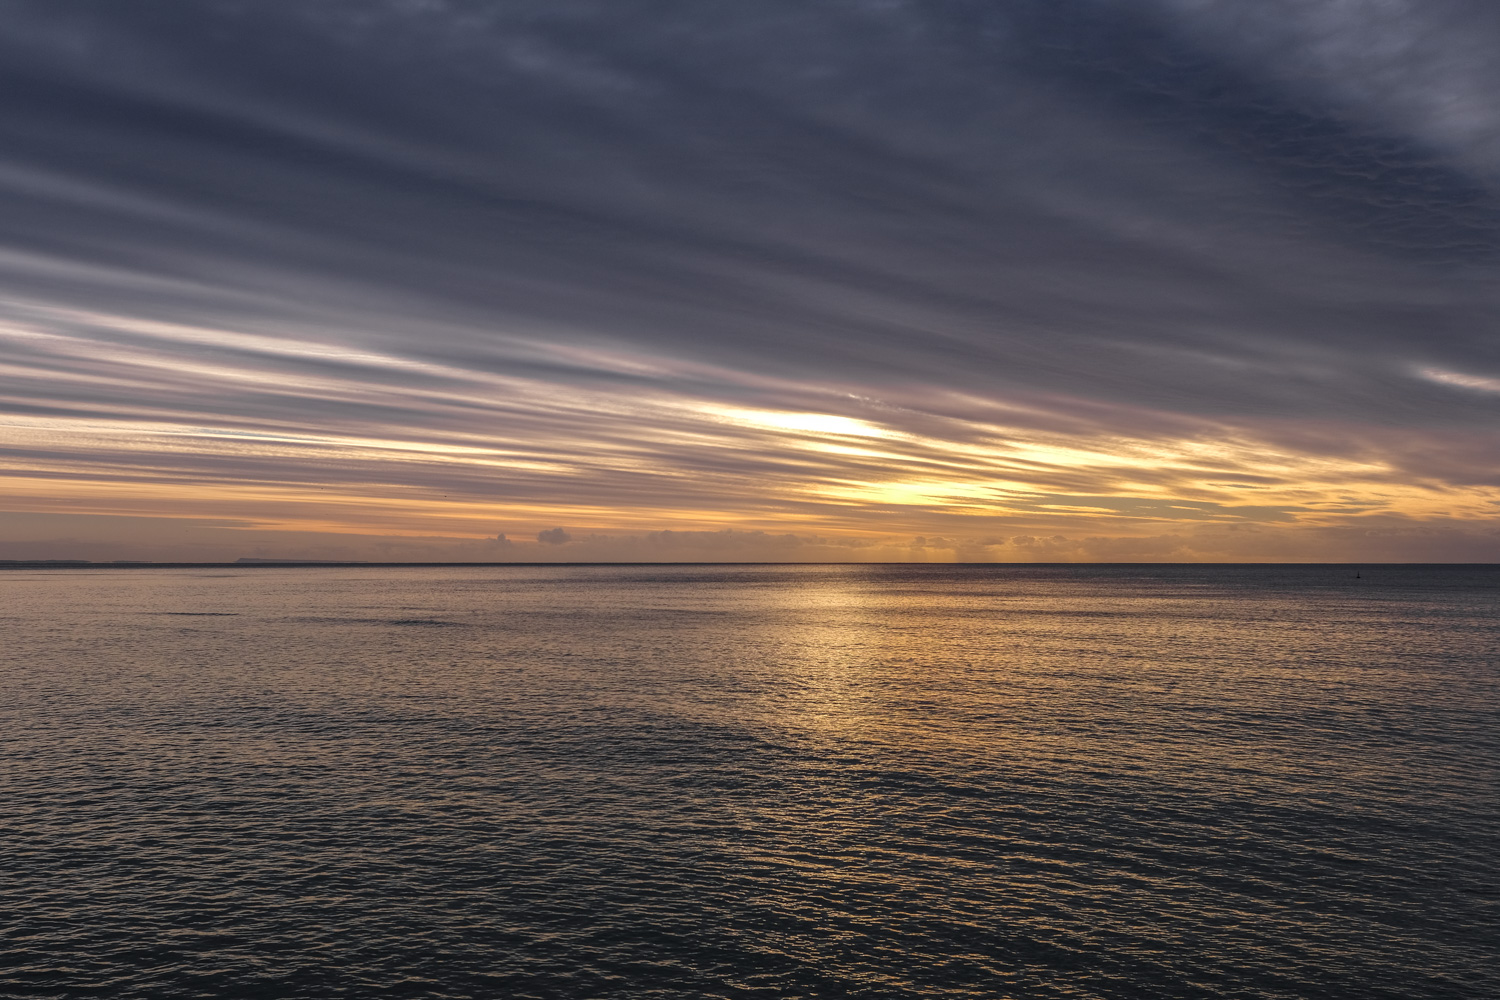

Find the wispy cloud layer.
xmin=2 ymin=1 xmax=1499 ymax=560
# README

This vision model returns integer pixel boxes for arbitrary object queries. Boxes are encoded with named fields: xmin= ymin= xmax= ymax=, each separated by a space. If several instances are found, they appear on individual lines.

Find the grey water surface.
xmin=2 ymin=564 xmax=1497 ymax=999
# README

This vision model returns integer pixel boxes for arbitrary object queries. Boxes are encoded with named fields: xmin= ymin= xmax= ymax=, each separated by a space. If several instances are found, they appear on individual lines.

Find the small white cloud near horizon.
xmin=1419 ymin=366 xmax=1500 ymax=392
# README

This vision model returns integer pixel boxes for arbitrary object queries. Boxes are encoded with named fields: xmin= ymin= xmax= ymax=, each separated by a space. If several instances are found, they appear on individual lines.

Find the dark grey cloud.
xmin=2 ymin=0 xmax=1500 ymax=557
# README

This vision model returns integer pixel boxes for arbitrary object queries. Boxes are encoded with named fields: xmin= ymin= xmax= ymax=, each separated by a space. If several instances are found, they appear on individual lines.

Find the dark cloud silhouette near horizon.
xmin=3 ymin=0 xmax=1500 ymax=561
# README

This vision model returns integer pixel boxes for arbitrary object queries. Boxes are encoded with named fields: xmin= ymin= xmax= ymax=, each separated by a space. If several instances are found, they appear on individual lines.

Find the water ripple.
xmin=1 ymin=564 xmax=1496 ymax=998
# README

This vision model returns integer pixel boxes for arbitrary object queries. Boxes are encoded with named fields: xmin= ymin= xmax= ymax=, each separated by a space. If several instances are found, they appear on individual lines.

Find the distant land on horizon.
xmin=2 ymin=559 xmax=1496 ymax=570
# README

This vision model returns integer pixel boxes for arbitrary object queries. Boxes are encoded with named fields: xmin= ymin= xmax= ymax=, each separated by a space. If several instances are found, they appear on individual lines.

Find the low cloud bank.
xmin=6 ymin=514 xmax=1500 ymax=564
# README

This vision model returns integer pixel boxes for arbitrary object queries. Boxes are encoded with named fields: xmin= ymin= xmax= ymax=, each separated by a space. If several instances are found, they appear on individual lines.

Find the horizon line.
xmin=3 ymin=560 xmax=1497 ymax=569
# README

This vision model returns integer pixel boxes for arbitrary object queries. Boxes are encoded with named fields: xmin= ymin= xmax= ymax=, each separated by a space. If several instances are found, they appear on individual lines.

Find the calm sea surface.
xmin=2 ymin=564 xmax=1497 ymax=999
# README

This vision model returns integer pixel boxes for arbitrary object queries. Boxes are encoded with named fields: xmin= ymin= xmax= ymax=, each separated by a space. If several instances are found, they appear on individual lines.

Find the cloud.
xmin=1156 ymin=0 xmax=1500 ymax=175
xmin=1 ymin=2 xmax=1499 ymax=558
xmin=536 ymin=527 xmax=572 ymax=545
xmin=9 ymin=512 xmax=1500 ymax=565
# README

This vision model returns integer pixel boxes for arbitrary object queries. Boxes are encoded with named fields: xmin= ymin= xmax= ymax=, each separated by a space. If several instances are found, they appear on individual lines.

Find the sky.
xmin=4 ymin=0 xmax=1500 ymax=563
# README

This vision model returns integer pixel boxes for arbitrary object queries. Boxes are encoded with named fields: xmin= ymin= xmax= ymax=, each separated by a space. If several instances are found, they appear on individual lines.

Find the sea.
xmin=2 ymin=563 xmax=1496 ymax=999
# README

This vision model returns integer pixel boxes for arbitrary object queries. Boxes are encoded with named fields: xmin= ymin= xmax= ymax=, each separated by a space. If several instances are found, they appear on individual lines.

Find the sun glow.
xmin=704 ymin=407 xmax=888 ymax=437
xmin=6 ymin=301 xmax=1499 ymax=561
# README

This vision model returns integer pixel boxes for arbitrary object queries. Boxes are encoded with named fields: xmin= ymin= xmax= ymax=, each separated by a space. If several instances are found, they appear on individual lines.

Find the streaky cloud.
xmin=2 ymin=1 xmax=1500 ymax=559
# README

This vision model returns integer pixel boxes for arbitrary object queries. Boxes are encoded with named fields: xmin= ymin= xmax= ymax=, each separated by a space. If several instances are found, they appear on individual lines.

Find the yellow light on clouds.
xmin=705 ymin=407 xmax=888 ymax=437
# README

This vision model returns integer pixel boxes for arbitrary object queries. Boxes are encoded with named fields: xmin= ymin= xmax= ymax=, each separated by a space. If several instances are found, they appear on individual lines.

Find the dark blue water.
xmin=2 ymin=564 xmax=1497 ymax=998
